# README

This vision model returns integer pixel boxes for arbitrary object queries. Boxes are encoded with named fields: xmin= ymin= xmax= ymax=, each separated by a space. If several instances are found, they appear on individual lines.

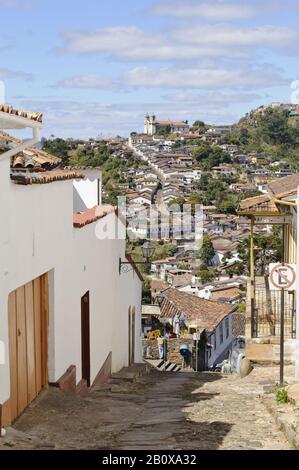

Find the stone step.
xmin=246 ymin=339 xmax=295 ymax=365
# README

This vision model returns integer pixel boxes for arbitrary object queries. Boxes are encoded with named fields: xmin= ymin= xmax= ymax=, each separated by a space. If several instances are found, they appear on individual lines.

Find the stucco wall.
xmin=0 ymin=157 xmax=142 ymax=404
xmin=208 ymin=314 xmax=234 ymax=367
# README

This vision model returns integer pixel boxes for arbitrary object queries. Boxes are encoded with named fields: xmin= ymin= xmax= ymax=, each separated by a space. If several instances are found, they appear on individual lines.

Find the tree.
xmin=142 ymin=279 xmax=152 ymax=305
xmin=258 ymin=109 xmax=293 ymax=146
xmin=192 ymin=143 xmax=232 ymax=170
xmin=156 ymin=125 xmax=171 ymax=137
xmin=168 ymin=197 xmax=185 ymax=209
xmin=199 ymin=235 xmax=215 ymax=266
xmin=197 ymin=264 xmax=217 ymax=283
xmin=192 ymin=120 xmax=205 ymax=129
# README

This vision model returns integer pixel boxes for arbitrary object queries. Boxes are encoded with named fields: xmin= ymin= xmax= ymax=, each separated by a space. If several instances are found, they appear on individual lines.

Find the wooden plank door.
xmin=8 ymin=274 xmax=48 ymax=424
xmin=81 ymin=292 xmax=90 ymax=387
xmin=131 ymin=308 xmax=135 ymax=365
xmin=128 ymin=307 xmax=135 ymax=366
xmin=16 ymin=286 xmax=28 ymax=415
xmin=128 ymin=307 xmax=132 ymax=366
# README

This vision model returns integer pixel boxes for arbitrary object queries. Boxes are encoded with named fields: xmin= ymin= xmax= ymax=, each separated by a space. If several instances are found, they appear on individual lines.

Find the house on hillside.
xmin=0 ymin=105 xmax=143 ymax=428
xmin=159 ymin=288 xmax=238 ymax=368
xmin=144 ymin=115 xmax=190 ymax=135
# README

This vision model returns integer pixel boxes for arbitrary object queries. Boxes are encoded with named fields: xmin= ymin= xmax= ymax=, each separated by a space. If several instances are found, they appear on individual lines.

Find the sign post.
xmin=269 ymin=263 xmax=296 ymax=386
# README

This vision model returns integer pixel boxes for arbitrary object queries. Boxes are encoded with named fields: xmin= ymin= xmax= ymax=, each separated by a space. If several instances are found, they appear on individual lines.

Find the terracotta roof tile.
xmin=160 ymin=288 xmax=236 ymax=332
xmin=238 ymin=194 xmax=278 ymax=213
xmin=156 ymin=121 xmax=189 ymax=127
xmin=0 ymin=104 xmax=43 ymax=123
xmin=268 ymin=173 xmax=299 ymax=197
xmin=73 ymin=205 xmax=115 ymax=228
xmin=1 ymin=131 xmax=61 ymax=168
xmin=11 ymin=170 xmax=83 ymax=185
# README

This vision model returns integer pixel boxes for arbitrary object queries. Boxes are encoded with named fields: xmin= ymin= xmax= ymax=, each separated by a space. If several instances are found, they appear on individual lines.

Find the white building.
xmin=0 ymin=107 xmax=143 ymax=428
xmin=160 ymin=288 xmax=237 ymax=368
xmin=144 ymin=115 xmax=190 ymax=135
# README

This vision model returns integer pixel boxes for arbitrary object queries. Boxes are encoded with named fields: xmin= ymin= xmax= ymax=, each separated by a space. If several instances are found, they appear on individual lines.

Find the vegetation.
xmin=236 ymin=232 xmax=282 ymax=276
xmin=199 ymin=236 xmax=215 ymax=266
xmin=193 ymin=174 xmax=261 ymax=214
xmin=276 ymin=388 xmax=289 ymax=404
xmin=192 ymin=143 xmax=232 ymax=171
xmin=197 ymin=264 xmax=217 ymax=284
xmin=237 ymin=108 xmax=299 ymax=168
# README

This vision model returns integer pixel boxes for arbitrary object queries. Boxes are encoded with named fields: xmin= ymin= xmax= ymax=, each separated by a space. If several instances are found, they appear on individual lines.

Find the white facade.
xmin=0 ymin=156 xmax=143 ymax=414
xmin=73 ymin=168 xmax=102 ymax=211
xmin=207 ymin=315 xmax=234 ymax=367
xmin=296 ymin=191 xmax=299 ymax=380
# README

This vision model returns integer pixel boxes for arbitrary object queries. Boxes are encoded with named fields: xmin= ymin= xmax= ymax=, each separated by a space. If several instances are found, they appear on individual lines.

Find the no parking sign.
xmin=269 ymin=263 xmax=296 ymax=291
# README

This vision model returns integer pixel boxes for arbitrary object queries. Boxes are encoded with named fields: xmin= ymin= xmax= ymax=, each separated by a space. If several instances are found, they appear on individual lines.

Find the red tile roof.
xmin=73 ymin=205 xmax=115 ymax=228
xmin=150 ymin=280 xmax=169 ymax=290
xmin=160 ymin=288 xmax=236 ymax=332
xmin=11 ymin=169 xmax=83 ymax=185
xmin=1 ymin=131 xmax=61 ymax=168
xmin=0 ymin=104 xmax=43 ymax=123
xmin=156 ymin=121 xmax=189 ymax=127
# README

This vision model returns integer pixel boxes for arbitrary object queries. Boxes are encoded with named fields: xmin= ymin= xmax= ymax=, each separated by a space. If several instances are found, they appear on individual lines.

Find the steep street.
xmin=0 ymin=366 xmax=292 ymax=450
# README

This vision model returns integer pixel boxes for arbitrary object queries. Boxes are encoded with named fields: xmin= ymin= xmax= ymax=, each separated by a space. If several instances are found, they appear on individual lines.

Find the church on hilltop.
xmin=144 ymin=114 xmax=190 ymax=135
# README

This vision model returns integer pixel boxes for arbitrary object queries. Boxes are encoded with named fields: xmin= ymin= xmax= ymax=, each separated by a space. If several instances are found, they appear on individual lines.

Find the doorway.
xmin=128 ymin=307 xmax=136 ymax=366
xmin=81 ymin=292 xmax=91 ymax=387
xmin=8 ymin=273 xmax=49 ymax=423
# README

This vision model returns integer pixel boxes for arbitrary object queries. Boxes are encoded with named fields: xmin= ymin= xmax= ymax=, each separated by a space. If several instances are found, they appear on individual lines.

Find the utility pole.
xmin=250 ymin=217 xmax=256 ymax=337
xmin=280 ymin=226 xmax=285 ymax=386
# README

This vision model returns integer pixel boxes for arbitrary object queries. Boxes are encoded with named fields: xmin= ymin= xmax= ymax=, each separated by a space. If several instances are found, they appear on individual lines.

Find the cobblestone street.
xmin=0 ymin=366 xmax=293 ymax=450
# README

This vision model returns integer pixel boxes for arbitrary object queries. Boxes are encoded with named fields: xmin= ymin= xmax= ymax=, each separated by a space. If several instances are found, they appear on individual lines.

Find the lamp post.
xmin=119 ymin=241 xmax=156 ymax=275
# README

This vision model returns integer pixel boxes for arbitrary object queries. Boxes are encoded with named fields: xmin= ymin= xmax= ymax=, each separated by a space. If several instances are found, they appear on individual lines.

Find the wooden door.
xmin=128 ymin=307 xmax=135 ymax=366
xmin=8 ymin=274 xmax=48 ymax=423
xmin=131 ymin=308 xmax=135 ymax=365
xmin=81 ymin=292 xmax=90 ymax=387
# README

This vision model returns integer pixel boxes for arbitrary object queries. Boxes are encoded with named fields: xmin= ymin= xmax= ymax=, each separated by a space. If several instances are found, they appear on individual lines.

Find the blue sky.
xmin=0 ymin=0 xmax=299 ymax=137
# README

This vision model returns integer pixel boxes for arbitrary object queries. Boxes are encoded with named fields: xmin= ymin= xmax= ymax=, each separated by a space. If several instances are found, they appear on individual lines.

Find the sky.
xmin=0 ymin=0 xmax=299 ymax=138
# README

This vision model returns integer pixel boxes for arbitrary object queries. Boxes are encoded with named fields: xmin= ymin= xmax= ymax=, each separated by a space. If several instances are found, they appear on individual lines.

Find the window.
xmin=225 ymin=317 xmax=230 ymax=339
xmin=220 ymin=322 xmax=224 ymax=345
xmin=213 ymin=333 xmax=217 ymax=350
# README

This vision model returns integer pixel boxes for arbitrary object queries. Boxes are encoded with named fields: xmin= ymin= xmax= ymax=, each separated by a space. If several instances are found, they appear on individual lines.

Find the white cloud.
xmin=59 ymin=26 xmax=251 ymax=61
xmin=162 ymin=91 xmax=262 ymax=105
xmin=56 ymin=75 xmax=118 ymax=90
xmin=153 ymin=1 xmax=255 ymax=20
xmin=123 ymin=65 xmax=287 ymax=90
xmin=174 ymin=25 xmax=299 ymax=49
xmin=59 ymin=22 xmax=299 ymax=63
xmin=0 ymin=67 xmax=33 ymax=81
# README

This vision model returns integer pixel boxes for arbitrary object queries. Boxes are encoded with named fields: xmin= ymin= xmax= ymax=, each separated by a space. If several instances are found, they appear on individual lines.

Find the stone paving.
xmin=0 ymin=365 xmax=293 ymax=450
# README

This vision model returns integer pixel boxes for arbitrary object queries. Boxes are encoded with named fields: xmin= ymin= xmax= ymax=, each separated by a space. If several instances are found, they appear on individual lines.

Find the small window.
xmin=225 ymin=317 xmax=230 ymax=339
xmin=220 ymin=322 xmax=224 ymax=344
xmin=214 ymin=333 xmax=217 ymax=350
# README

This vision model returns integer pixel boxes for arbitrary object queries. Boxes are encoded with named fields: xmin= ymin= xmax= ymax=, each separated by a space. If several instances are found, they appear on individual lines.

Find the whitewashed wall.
xmin=296 ymin=192 xmax=299 ymax=380
xmin=207 ymin=314 xmax=234 ymax=367
xmin=0 ymin=157 xmax=142 ymax=404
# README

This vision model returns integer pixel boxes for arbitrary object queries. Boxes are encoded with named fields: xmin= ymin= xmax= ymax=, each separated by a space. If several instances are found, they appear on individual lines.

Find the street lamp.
xmin=119 ymin=241 xmax=156 ymax=275
xmin=141 ymin=241 xmax=156 ymax=261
